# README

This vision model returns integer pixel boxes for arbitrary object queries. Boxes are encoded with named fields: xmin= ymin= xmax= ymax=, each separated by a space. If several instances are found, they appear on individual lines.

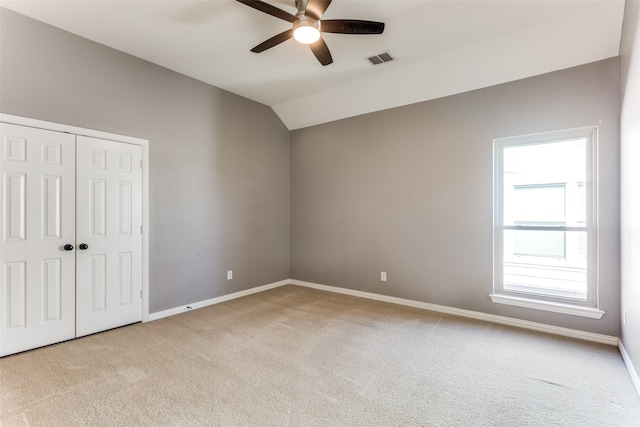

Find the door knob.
xmin=64 ymin=244 xmax=74 ymax=251
xmin=79 ymin=243 xmax=89 ymax=250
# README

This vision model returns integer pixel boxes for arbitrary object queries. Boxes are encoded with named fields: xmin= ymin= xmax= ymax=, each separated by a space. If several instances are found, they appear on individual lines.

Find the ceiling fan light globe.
xmin=293 ymin=17 xmax=321 ymax=44
xmin=294 ymin=26 xmax=320 ymax=44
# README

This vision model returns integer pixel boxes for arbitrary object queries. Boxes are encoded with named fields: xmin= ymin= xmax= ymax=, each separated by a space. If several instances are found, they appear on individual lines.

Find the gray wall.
xmin=620 ymin=0 xmax=640 ymax=378
xmin=291 ymin=58 xmax=621 ymax=336
xmin=0 ymin=9 xmax=291 ymax=313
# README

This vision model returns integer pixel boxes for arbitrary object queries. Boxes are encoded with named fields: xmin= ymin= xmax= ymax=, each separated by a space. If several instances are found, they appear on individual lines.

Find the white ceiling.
xmin=1 ymin=0 xmax=626 ymax=130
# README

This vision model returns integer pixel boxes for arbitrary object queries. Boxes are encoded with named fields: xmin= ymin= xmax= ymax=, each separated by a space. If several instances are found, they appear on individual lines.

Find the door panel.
xmin=42 ymin=257 xmax=63 ymax=321
xmin=0 ymin=123 xmax=76 ymax=356
xmin=76 ymin=136 xmax=142 ymax=337
xmin=5 ymin=261 xmax=26 ymax=328
xmin=42 ymin=175 xmax=63 ymax=239
xmin=5 ymin=172 xmax=26 ymax=241
xmin=90 ymin=179 xmax=107 ymax=237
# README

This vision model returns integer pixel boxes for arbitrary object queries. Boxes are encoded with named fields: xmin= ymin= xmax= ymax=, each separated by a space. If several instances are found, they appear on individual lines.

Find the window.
xmin=492 ymin=127 xmax=603 ymax=318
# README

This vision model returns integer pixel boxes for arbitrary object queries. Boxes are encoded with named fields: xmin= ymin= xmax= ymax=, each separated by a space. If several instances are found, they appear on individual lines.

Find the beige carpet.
xmin=1 ymin=285 xmax=639 ymax=426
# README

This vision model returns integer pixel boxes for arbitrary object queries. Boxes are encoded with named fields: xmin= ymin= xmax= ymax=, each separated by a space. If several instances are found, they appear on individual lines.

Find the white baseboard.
xmin=619 ymin=341 xmax=640 ymax=397
xmin=147 ymin=279 xmax=290 ymax=321
xmin=289 ymin=279 xmax=620 ymax=346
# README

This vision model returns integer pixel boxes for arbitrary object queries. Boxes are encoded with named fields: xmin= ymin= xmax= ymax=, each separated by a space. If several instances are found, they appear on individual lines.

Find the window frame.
xmin=491 ymin=127 xmax=604 ymax=319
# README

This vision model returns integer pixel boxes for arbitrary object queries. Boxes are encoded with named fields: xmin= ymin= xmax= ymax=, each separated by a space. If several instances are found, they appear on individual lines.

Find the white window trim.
xmin=489 ymin=293 xmax=604 ymax=319
xmin=492 ymin=126 xmax=601 ymax=317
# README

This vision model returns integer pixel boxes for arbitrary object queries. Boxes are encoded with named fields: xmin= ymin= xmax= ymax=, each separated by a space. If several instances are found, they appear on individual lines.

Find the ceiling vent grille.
xmin=367 ymin=52 xmax=395 ymax=65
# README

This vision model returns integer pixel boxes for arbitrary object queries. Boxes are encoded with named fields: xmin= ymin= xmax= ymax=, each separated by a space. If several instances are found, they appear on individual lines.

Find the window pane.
xmin=503 ymin=229 xmax=587 ymax=300
xmin=512 ymin=185 xmax=565 ymax=222
xmin=513 ymin=228 xmax=565 ymax=258
xmin=503 ymin=139 xmax=586 ymax=226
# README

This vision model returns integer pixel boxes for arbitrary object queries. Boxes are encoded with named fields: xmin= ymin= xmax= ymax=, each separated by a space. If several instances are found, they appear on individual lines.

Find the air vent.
xmin=367 ymin=52 xmax=395 ymax=65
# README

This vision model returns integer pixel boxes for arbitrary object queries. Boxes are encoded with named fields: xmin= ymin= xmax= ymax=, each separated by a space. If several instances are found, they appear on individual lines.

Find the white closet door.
xmin=0 ymin=123 xmax=76 ymax=356
xmin=75 ymin=136 xmax=142 ymax=337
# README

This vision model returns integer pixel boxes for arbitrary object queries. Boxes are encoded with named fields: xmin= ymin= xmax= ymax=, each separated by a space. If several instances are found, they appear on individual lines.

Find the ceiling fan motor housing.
xmin=295 ymin=0 xmax=310 ymax=13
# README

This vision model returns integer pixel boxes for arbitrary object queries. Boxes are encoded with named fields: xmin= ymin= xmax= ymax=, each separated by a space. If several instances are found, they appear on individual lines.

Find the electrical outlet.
xmin=227 ymin=270 xmax=233 ymax=280
xmin=381 ymin=272 xmax=387 ymax=282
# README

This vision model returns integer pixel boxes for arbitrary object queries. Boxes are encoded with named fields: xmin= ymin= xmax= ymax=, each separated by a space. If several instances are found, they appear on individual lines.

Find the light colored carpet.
xmin=1 ymin=285 xmax=639 ymax=426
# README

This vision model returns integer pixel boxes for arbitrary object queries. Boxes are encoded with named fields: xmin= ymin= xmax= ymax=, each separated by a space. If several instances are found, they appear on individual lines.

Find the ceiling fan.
xmin=235 ymin=0 xmax=385 ymax=66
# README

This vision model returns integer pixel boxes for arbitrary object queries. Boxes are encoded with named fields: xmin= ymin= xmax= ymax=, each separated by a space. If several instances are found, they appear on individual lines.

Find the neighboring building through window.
xmin=492 ymin=127 xmax=603 ymax=318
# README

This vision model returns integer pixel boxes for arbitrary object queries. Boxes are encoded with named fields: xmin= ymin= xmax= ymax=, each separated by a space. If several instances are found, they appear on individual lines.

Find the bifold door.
xmin=75 ymin=136 xmax=143 ymax=337
xmin=0 ymin=123 xmax=142 ymax=356
xmin=0 ymin=124 xmax=76 ymax=356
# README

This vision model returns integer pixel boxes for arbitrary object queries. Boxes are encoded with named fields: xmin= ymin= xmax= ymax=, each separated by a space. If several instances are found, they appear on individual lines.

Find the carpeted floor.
xmin=1 ymin=285 xmax=639 ymax=426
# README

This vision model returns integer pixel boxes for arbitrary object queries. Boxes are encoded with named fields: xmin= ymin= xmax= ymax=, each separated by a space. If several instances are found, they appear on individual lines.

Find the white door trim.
xmin=0 ymin=113 xmax=150 ymax=322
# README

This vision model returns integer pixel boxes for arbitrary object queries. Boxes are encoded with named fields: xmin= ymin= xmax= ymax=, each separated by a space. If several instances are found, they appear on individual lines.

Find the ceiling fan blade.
xmin=321 ymin=20 xmax=385 ymax=35
xmin=251 ymin=29 xmax=294 ymax=53
xmin=309 ymin=37 xmax=333 ymax=66
xmin=305 ymin=0 xmax=332 ymax=20
xmin=235 ymin=0 xmax=296 ymax=23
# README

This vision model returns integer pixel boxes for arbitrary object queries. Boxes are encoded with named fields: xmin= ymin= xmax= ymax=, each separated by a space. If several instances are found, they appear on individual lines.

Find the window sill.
xmin=490 ymin=293 xmax=605 ymax=319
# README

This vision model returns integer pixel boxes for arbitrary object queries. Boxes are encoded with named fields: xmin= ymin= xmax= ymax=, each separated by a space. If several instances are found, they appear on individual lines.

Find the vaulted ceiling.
xmin=1 ymin=0 xmax=625 ymax=129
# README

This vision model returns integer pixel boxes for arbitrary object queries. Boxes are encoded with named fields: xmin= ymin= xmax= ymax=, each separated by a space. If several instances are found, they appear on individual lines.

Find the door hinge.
xmin=140 ymin=290 xmax=142 ymax=299
xmin=140 ymin=160 xmax=143 ymax=169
